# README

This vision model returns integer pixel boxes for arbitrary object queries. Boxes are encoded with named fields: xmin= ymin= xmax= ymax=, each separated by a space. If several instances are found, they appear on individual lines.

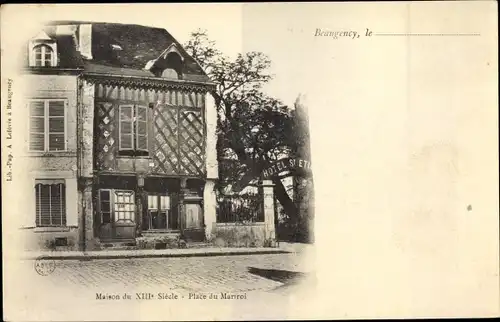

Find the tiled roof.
xmin=83 ymin=62 xmax=210 ymax=83
xmin=46 ymin=21 xmax=210 ymax=82
xmin=56 ymin=35 xmax=85 ymax=68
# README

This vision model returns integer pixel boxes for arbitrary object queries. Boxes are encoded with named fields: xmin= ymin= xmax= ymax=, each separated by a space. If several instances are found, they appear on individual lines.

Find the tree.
xmin=184 ymin=29 xmax=307 ymax=237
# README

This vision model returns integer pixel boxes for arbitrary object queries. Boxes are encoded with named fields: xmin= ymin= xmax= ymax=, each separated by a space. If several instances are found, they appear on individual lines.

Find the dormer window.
xmin=33 ymin=45 xmax=54 ymax=67
xmin=28 ymin=30 xmax=58 ymax=68
xmin=144 ymin=43 xmax=185 ymax=79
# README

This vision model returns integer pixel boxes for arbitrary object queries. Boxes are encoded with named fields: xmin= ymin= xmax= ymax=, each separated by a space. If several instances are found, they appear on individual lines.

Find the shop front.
xmin=94 ymin=175 xmax=205 ymax=244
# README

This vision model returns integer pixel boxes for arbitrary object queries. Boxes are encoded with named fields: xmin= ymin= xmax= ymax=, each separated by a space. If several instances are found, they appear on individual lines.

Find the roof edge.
xmin=82 ymin=71 xmax=216 ymax=91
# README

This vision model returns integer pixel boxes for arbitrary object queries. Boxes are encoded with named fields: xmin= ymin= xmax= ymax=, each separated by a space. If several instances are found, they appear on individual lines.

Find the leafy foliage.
xmin=184 ymin=30 xmax=313 ymax=241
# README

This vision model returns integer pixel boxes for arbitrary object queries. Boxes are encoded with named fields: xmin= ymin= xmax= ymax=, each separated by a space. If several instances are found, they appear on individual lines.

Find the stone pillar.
xmin=79 ymin=178 xmax=94 ymax=251
xmin=136 ymin=175 xmax=145 ymax=237
xmin=203 ymin=180 xmax=217 ymax=241
xmin=179 ymin=178 xmax=188 ymax=235
xmin=80 ymin=80 xmax=95 ymax=251
xmin=80 ymin=81 xmax=94 ymax=177
xmin=260 ymin=180 xmax=276 ymax=243
xmin=204 ymin=92 xmax=218 ymax=242
xmin=205 ymin=92 xmax=218 ymax=179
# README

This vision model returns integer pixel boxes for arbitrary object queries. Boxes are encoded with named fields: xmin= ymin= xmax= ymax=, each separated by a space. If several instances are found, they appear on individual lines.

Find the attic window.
xmin=33 ymin=44 xmax=55 ymax=67
xmin=29 ymin=30 xmax=58 ymax=67
xmin=144 ymin=43 xmax=185 ymax=79
xmin=162 ymin=52 xmax=183 ymax=79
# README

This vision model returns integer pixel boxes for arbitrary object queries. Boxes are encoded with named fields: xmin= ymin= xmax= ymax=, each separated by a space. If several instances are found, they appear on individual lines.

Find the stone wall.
xmin=19 ymin=74 xmax=80 ymax=251
xmin=212 ymin=223 xmax=266 ymax=247
xmin=21 ymin=228 xmax=79 ymax=251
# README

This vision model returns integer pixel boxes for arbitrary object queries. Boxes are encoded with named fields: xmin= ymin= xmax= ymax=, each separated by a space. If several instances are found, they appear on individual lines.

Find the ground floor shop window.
xmin=98 ymin=189 xmax=136 ymax=224
xmin=143 ymin=194 xmax=178 ymax=230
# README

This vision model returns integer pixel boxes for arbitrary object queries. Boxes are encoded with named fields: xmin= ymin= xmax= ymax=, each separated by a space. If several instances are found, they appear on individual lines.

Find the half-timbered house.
xmin=22 ymin=21 xmax=219 ymax=251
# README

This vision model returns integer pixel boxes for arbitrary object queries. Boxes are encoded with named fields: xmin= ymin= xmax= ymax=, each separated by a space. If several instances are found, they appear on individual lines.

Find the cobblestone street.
xmin=11 ymin=248 xmax=316 ymax=320
xmin=23 ymin=251 xmax=313 ymax=293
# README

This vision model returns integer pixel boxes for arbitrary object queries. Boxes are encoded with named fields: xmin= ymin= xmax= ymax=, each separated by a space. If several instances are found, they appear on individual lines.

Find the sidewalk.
xmin=21 ymin=246 xmax=292 ymax=260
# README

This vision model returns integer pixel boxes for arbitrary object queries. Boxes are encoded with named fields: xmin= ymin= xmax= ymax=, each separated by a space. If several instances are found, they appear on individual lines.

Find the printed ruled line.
xmin=374 ymin=33 xmax=481 ymax=37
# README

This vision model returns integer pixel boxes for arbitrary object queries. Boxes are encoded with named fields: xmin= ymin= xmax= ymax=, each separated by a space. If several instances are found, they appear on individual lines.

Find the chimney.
xmin=78 ymin=24 xmax=93 ymax=60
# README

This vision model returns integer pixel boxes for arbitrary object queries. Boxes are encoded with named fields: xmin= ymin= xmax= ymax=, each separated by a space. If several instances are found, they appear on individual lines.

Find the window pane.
xmin=148 ymin=195 xmax=157 ymax=209
xmin=49 ymin=133 xmax=65 ymax=151
xmin=30 ymin=101 xmax=45 ymax=116
xmin=101 ymin=202 xmax=110 ymax=212
xmin=137 ymin=106 xmax=147 ymax=121
xmin=30 ymin=133 xmax=45 ymax=151
xmin=137 ymin=121 xmax=147 ymax=135
xmin=100 ymin=190 xmax=110 ymax=201
xmin=120 ymin=106 xmax=133 ymax=120
xmin=49 ymin=117 xmax=64 ymax=132
xmin=137 ymin=134 xmax=148 ymax=150
xmin=44 ymin=47 xmax=53 ymax=56
xmin=120 ymin=121 xmax=133 ymax=134
xmin=120 ymin=106 xmax=134 ymax=150
xmin=120 ymin=134 xmax=133 ymax=149
xmin=160 ymin=196 xmax=170 ymax=210
xmin=30 ymin=117 xmax=45 ymax=132
xmin=49 ymin=101 xmax=64 ymax=116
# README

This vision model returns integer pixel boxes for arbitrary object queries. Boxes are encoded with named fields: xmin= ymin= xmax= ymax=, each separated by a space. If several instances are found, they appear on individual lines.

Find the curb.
xmin=23 ymin=249 xmax=291 ymax=261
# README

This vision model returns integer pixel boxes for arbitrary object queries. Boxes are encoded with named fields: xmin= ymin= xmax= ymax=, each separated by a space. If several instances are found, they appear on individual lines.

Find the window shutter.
xmin=48 ymin=100 xmax=65 ymax=151
xmin=119 ymin=105 xmax=134 ymax=150
xmin=65 ymin=178 xmax=77 ymax=226
xmin=136 ymin=105 xmax=148 ymax=151
xmin=29 ymin=101 xmax=45 ymax=151
xmin=35 ymin=181 xmax=66 ymax=227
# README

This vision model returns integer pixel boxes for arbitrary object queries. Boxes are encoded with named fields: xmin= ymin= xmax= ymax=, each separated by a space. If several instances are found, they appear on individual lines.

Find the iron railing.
xmin=216 ymin=193 xmax=264 ymax=223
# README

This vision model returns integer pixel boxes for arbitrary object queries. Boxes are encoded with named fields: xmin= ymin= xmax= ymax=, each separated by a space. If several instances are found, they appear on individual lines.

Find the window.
xmin=119 ymin=105 xmax=148 ymax=154
xmin=143 ymin=194 xmax=177 ymax=230
xmin=99 ymin=190 xmax=112 ymax=224
xmin=98 ymin=189 xmax=136 ymax=224
xmin=33 ymin=44 xmax=54 ymax=67
xmin=114 ymin=190 xmax=135 ymax=223
xmin=28 ymin=99 xmax=66 ymax=152
xmin=35 ymin=180 xmax=66 ymax=227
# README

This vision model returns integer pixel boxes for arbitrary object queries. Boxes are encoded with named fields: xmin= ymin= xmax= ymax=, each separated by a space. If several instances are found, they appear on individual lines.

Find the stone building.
xmin=21 ymin=21 xmax=219 ymax=251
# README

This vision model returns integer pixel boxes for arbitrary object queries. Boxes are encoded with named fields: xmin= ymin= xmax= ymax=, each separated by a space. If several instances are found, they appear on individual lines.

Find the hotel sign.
xmin=261 ymin=157 xmax=312 ymax=179
xmin=232 ymin=157 xmax=312 ymax=192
